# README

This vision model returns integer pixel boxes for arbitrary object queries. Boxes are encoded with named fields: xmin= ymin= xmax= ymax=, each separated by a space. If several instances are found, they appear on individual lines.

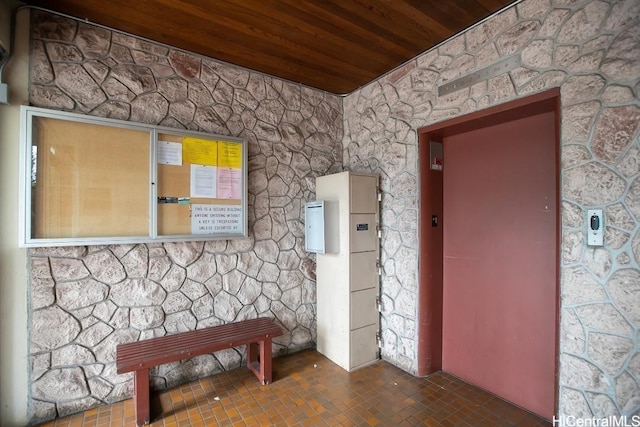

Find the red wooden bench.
xmin=116 ymin=317 xmax=284 ymax=426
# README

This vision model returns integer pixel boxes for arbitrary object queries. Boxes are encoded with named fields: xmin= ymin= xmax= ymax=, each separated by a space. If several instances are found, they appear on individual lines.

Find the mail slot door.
xmin=350 ymin=214 xmax=377 ymax=253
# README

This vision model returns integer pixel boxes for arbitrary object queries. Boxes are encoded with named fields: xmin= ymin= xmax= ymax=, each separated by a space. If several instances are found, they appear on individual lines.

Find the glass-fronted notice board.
xmin=19 ymin=106 xmax=248 ymax=247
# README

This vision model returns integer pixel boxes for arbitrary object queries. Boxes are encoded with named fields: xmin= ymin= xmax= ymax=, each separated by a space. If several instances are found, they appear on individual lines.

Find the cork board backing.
xmin=32 ymin=117 xmax=150 ymax=238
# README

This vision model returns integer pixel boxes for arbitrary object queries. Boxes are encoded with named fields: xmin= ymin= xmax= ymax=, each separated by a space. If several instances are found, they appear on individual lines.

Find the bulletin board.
xmin=156 ymin=132 xmax=245 ymax=236
xmin=19 ymin=106 xmax=248 ymax=247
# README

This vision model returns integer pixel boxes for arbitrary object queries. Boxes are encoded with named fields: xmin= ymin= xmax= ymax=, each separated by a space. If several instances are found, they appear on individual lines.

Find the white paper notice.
xmin=157 ymin=140 xmax=182 ymax=165
xmin=191 ymin=204 xmax=243 ymax=234
xmin=217 ymin=168 xmax=242 ymax=199
xmin=190 ymin=164 xmax=217 ymax=198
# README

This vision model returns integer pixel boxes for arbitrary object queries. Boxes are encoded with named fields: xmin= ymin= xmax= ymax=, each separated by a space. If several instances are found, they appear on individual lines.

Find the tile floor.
xmin=39 ymin=349 xmax=550 ymax=426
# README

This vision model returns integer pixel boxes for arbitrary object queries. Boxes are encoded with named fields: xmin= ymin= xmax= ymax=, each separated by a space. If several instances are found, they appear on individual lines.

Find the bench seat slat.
xmin=118 ymin=324 xmax=280 ymax=361
xmin=116 ymin=318 xmax=282 ymax=373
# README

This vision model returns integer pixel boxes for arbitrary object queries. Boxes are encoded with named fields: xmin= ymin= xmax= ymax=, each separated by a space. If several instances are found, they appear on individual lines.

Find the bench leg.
xmin=133 ymin=369 xmax=150 ymax=426
xmin=247 ymin=339 xmax=273 ymax=384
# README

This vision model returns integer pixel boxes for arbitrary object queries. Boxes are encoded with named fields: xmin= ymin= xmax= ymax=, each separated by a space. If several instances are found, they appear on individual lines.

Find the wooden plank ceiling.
xmin=22 ymin=0 xmax=515 ymax=94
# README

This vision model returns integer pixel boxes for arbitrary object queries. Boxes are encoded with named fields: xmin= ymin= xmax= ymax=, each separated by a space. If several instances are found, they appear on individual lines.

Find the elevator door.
xmin=442 ymin=111 xmax=557 ymax=419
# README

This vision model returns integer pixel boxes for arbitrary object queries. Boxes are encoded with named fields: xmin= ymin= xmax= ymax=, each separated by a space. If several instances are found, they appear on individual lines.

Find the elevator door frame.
xmin=416 ymin=88 xmax=561 ymax=416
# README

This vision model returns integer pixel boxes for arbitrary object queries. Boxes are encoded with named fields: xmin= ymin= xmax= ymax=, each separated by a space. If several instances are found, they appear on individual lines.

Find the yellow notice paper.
xmin=183 ymin=137 xmax=218 ymax=166
xmin=218 ymin=141 xmax=242 ymax=168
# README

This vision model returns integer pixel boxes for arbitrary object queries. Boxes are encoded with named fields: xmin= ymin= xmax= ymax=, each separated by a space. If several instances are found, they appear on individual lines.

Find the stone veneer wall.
xmin=343 ymin=0 xmax=639 ymax=418
xmin=27 ymin=10 xmax=342 ymax=423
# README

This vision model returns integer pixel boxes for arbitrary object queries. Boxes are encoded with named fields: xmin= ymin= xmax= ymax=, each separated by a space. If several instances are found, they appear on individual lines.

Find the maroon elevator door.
xmin=442 ymin=111 xmax=557 ymax=419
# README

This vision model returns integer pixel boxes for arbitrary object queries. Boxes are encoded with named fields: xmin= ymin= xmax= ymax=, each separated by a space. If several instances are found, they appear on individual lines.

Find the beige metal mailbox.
xmin=315 ymin=171 xmax=380 ymax=372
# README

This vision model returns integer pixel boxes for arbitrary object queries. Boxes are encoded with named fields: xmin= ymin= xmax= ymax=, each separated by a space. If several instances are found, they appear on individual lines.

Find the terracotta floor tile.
xmin=38 ymin=350 xmax=550 ymax=427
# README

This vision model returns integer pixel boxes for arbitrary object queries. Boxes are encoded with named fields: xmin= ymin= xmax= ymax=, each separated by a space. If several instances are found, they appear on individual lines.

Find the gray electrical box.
xmin=0 ymin=83 xmax=8 ymax=105
xmin=305 ymin=201 xmax=326 ymax=253
xmin=0 ymin=45 xmax=8 ymax=105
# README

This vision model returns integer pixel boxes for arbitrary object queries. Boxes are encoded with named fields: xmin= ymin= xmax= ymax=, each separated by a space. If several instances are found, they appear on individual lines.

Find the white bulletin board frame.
xmin=19 ymin=106 xmax=248 ymax=247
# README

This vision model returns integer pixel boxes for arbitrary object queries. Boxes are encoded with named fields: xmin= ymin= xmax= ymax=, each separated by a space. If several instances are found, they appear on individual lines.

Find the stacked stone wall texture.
xmin=343 ymin=0 xmax=639 ymax=418
xmin=27 ymin=10 xmax=342 ymax=422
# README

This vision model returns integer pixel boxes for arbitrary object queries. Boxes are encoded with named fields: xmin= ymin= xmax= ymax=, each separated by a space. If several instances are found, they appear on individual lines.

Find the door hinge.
xmin=376 ymin=296 xmax=382 ymax=312
xmin=376 ymin=331 xmax=382 ymax=348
